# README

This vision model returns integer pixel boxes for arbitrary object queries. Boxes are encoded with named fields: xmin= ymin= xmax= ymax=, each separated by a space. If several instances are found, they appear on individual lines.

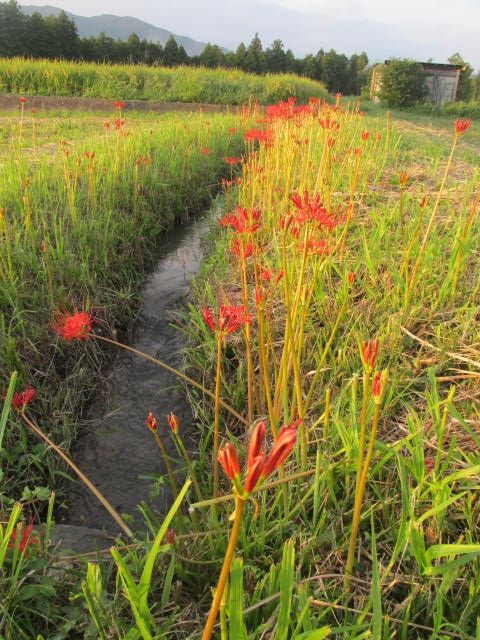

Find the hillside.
xmin=20 ymin=4 xmax=219 ymax=55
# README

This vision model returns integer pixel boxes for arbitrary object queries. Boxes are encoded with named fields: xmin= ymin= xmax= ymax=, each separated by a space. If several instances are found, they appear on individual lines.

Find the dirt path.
xmin=0 ymin=93 xmax=242 ymax=114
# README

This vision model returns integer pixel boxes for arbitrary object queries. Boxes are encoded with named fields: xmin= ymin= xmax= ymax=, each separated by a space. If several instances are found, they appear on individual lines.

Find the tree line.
xmin=0 ymin=1 xmax=369 ymax=94
xmin=1 ymin=1 xmax=478 ymax=100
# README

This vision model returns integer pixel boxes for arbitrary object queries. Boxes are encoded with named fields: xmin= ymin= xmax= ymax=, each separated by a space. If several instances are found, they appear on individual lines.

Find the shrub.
xmin=378 ymin=59 xmax=427 ymax=108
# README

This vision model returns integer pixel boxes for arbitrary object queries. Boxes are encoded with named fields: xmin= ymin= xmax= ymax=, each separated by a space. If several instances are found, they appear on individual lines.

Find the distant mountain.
xmin=20 ymin=5 xmax=221 ymax=56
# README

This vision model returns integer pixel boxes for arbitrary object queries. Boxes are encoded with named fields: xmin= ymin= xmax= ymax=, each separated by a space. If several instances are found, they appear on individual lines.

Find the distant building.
xmin=370 ymin=61 xmax=463 ymax=105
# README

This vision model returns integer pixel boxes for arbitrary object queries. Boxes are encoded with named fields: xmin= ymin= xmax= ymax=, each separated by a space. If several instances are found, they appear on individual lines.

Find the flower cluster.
xmin=218 ymin=420 xmax=299 ymax=496
xmin=202 ymin=305 xmax=249 ymax=335
xmin=5 ymin=387 xmax=36 ymax=410
xmin=454 ymin=119 xmax=471 ymax=134
xmin=219 ymin=206 xmax=261 ymax=234
xmin=52 ymin=309 xmax=93 ymax=341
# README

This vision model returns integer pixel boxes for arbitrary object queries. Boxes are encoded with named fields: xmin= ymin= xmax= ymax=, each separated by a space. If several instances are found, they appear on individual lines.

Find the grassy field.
xmin=0 ymin=58 xmax=329 ymax=104
xmin=0 ymin=103 xmax=252 ymax=507
xmin=1 ymin=99 xmax=479 ymax=638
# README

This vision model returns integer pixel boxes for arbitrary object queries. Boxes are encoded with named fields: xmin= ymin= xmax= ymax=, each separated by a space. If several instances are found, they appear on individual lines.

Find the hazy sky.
xmin=21 ymin=0 xmax=480 ymax=65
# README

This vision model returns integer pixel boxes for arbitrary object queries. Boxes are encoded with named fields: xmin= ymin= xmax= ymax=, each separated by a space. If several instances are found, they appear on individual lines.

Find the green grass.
xmin=0 ymin=58 xmax=329 ymax=105
xmin=0 ymin=106 xmax=249 ymax=506
xmin=1 ymin=100 xmax=479 ymax=639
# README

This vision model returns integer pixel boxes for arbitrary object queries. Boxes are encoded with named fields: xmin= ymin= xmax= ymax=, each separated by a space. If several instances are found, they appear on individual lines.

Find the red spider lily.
xmin=318 ymin=114 xmax=340 ymax=130
xmin=114 ymin=101 xmax=125 ymax=110
xmin=146 ymin=412 xmax=157 ymax=431
xmin=260 ymin=268 xmax=272 ymax=283
xmin=243 ymin=128 xmax=273 ymax=145
xmin=347 ymin=271 xmax=355 ymax=285
xmin=361 ymin=338 xmax=379 ymax=370
xmin=361 ymin=131 xmax=369 ymax=141
xmin=220 ymin=206 xmax=261 ymax=234
xmin=200 ymin=146 xmax=209 ymax=155
xmin=114 ymin=119 xmax=124 ymax=130
xmin=290 ymin=190 xmax=336 ymax=231
xmin=261 ymin=420 xmax=299 ymax=480
xmin=297 ymin=239 xmax=330 ymax=256
xmin=218 ymin=419 xmax=298 ymax=495
xmin=244 ymin=453 xmax=265 ymax=493
xmin=202 ymin=305 xmax=249 ymax=335
xmin=247 ymin=422 xmax=265 ymax=470
xmin=162 ymin=528 xmax=176 ymax=545
xmin=398 ymin=171 xmax=408 ymax=187
xmin=103 ymin=120 xmax=110 ymax=129
xmin=454 ymin=119 xmax=471 ymax=134
xmin=9 ymin=523 xmax=39 ymax=553
xmin=19 ymin=96 xmax=26 ymax=105
xmin=230 ymin=238 xmax=252 ymax=259
xmin=6 ymin=387 xmax=36 ymax=410
xmin=52 ymin=309 xmax=93 ymax=341
xmin=224 ymin=156 xmax=241 ymax=165
xmin=167 ymin=412 xmax=179 ymax=434
xmin=217 ymin=443 xmax=240 ymax=481
xmin=372 ymin=372 xmax=381 ymax=397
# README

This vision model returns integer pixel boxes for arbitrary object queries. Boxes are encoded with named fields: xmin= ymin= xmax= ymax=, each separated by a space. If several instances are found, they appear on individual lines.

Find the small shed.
xmin=370 ymin=61 xmax=463 ymax=105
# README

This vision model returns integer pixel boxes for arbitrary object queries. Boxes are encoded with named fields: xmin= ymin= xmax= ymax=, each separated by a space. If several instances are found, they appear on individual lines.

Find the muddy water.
xmin=66 ymin=211 xmax=213 ymax=533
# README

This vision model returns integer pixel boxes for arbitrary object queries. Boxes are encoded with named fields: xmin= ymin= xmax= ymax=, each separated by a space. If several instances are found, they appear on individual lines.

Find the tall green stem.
xmin=202 ymin=496 xmax=245 ymax=640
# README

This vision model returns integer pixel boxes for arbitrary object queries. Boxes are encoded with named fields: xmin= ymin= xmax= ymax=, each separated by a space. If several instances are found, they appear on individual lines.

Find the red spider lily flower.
xmin=261 ymin=420 xmax=299 ymax=480
xmin=7 ymin=387 xmax=36 ymax=411
xmin=454 ymin=119 xmax=471 ymax=134
xmin=162 ymin=528 xmax=176 ymax=545
xmin=244 ymin=453 xmax=265 ymax=493
xmin=167 ymin=412 xmax=179 ymax=435
xmin=243 ymin=128 xmax=273 ymax=145
xmin=275 ymin=270 xmax=284 ymax=285
xmin=243 ymin=242 xmax=253 ymax=258
xmin=9 ymin=523 xmax=39 ymax=554
xmin=218 ymin=305 xmax=249 ymax=334
xmin=361 ymin=338 xmax=379 ymax=370
xmin=52 ymin=309 xmax=93 ymax=341
xmin=419 ymin=197 xmax=426 ymax=209
xmin=361 ymin=131 xmax=369 ymax=141
xmin=202 ymin=306 xmax=216 ymax=332
xmin=30 ymin=108 xmax=36 ymax=115
xmin=199 ymin=146 xmax=209 ymax=155
xmin=398 ymin=171 xmax=408 ymax=187
xmin=218 ymin=443 xmax=240 ymax=481
xmin=114 ymin=101 xmax=125 ymax=110
xmin=347 ymin=271 xmax=355 ymax=285
xmin=224 ymin=156 xmax=241 ymax=165
xmin=19 ymin=96 xmax=26 ymax=105
xmin=114 ymin=119 xmax=124 ymax=130
xmin=297 ymin=239 xmax=330 ymax=256
xmin=202 ymin=305 xmax=249 ymax=335
xmin=260 ymin=268 xmax=271 ymax=283
xmin=372 ymin=369 xmax=388 ymax=403
xmin=319 ymin=115 xmax=340 ymax=130
xmin=146 ymin=412 xmax=157 ymax=431
xmin=290 ymin=190 xmax=336 ymax=230
xmin=247 ymin=422 xmax=266 ymax=470
xmin=103 ymin=120 xmax=110 ymax=129
xmin=220 ymin=206 xmax=261 ymax=234
xmin=372 ymin=371 xmax=381 ymax=398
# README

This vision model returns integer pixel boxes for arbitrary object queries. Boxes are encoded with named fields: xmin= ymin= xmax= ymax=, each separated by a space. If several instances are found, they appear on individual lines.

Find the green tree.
xmin=265 ymin=39 xmax=287 ymax=73
xmin=378 ymin=59 xmax=427 ymax=108
xmin=234 ymin=42 xmax=247 ymax=70
xmin=26 ymin=12 xmax=51 ymax=58
xmin=322 ymin=49 xmax=350 ymax=93
xmin=163 ymin=35 xmax=180 ymax=66
xmin=244 ymin=33 xmax=264 ymax=73
xmin=0 ymin=0 xmax=27 ymax=56
xmin=448 ymin=52 xmax=474 ymax=101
